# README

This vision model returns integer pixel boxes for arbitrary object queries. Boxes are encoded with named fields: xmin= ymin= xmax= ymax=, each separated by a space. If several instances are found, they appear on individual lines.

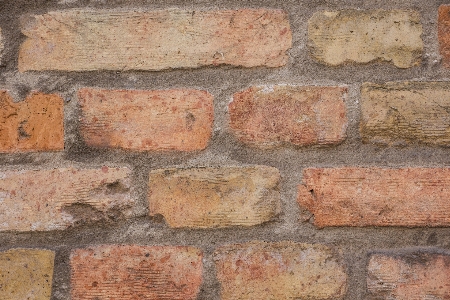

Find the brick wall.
xmin=1 ymin=0 xmax=450 ymax=299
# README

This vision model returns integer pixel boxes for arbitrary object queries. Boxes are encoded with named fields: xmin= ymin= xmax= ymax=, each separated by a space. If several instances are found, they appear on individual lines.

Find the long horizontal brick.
xmin=368 ymin=252 xmax=450 ymax=299
xmin=361 ymin=82 xmax=450 ymax=146
xmin=79 ymin=88 xmax=213 ymax=151
xmin=439 ymin=5 xmax=450 ymax=68
xmin=0 ymin=91 xmax=64 ymax=152
xmin=19 ymin=9 xmax=291 ymax=72
xmin=229 ymin=86 xmax=347 ymax=148
xmin=71 ymin=245 xmax=203 ymax=300
xmin=308 ymin=10 xmax=423 ymax=68
xmin=0 ymin=249 xmax=54 ymax=300
xmin=148 ymin=166 xmax=280 ymax=228
xmin=298 ymin=168 xmax=450 ymax=227
xmin=0 ymin=167 xmax=135 ymax=231
xmin=214 ymin=241 xmax=347 ymax=300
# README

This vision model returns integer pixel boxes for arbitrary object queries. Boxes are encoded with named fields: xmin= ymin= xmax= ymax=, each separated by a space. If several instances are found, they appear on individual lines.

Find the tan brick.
xmin=229 ymin=86 xmax=347 ymax=148
xmin=214 ymin=241 xmax=347 ymax=300
xmin=148 ymin=166 xmax=280 ymax=228
xmin=71 ymin=245 xmax=203 ymax=300
xmin=0 ymin=167 xmax=134 ymax=231
xmin=439 ymin=5 xmax=450 ymax=68
xmin=0 ymin=91 xmax=64 ymax=152
xmin=0 ymin=249 xmax=54 ymax=300
xmin=368 ymin=253 xmax=450 ymax=299
xmin=79 ymin=88 xmax=213 ymax=151
xmin=298 ymin=168 xmax=450 ymax=228
xmin=361 ymin=82 xmax=450 ymax=146
xmin=19 ymin=9 xmax=291 ymax=72
xmin=308 ymin=10 xmax=423 ymax=68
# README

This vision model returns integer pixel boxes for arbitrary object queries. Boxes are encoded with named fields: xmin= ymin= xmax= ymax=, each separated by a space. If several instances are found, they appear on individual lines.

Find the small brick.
xmin=361 ymin=82 xmax=450 ymax=146
xmin=214 ymin=241 xmax=347 ymax=300
xmin=149 ymin=166 xmax=280 ymax=228
xmin=79 ymin=88 xmax=213 ymax=151
xmin=0 ymin=91 xmax=64 ymax=152
xmin=0 ymin=167 xmax=135 ymax=231
xmin=439 ymin=5 xmax=450 ymax=68
xmin=229 ymin=86 xmax=347 ymax=148
xmin=368 ymin=252 xmax=450 ymax=299
xmin=71 ymin=245 xmax=203 ymax=300
xmin=19 ymin=9 xmax=291 ymax=72
xmin=308 ymin=10 xmax=423 ymax=68
xmin=298 ymin=168 xmax=450 ymax=228
xmin=0 ymin=249 xmax=54 ymax=300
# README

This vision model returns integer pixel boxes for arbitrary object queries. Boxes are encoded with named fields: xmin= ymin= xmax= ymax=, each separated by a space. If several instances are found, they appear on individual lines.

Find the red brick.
xmin=70 ymin=245 xmax=203 ymax=300
xmin=298 ymin=168 xmax=450 ymax=227
xmin=148 ymin=166 xmax=281 ymax=228
xmin=0 ymin=167 xmax=134 ymax=231
xmin=229 ymin=86 xmax=347 ymax=148
xmin=79 ymin=88 xmax=213 ymax=151
xmin=214 ymin=241 xmax=347 ymax=300
xmin=368 ymin=252 xmax=450 ymax=299
xmin=439 ymin=5 xmax=450 ymax=68
xmin=0 ymin=91 xmax=64 ymax=152
xmin=19 ymin=9 xmax=291 ymax=72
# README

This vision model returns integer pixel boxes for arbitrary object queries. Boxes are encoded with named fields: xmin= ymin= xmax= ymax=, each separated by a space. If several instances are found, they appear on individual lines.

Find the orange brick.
xmin=298 ymin=168 xmax=450 ymax=227
xmin=71 ymin=245 xmax=203 ymax=300
xmin=148 ymin=166 xmax=280 ymax=228
xmin=368 ymin=252 xmax=450 ymax=299
xmin=229 ymin=86 xmax=347 ymax=148
xmin=79 ymin=88 xmax=213 ymax=151
xmin=0 ymin=167 xmax=135 ymax=231
xmin=439 ymin=5 xmax=450 ymax=67
xmin=0 ymin=91 xmax=64 ymax=152
xmin=19 ymin=9 xmax=291 ymax=72
xmin=214 ymin=241 xmax=347 ymax=300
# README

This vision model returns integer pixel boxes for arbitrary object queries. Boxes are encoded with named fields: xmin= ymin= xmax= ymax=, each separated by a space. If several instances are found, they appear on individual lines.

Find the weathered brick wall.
xmin=1 ymin=0 xmax=450 ymax=299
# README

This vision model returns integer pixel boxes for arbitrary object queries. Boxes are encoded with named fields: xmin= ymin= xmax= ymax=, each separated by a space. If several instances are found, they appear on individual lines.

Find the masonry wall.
xmin=1 ymin=0 xmax=450 ymax=299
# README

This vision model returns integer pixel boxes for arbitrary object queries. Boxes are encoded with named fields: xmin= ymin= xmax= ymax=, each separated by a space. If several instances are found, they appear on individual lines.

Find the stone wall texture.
xmin=1 ymin=0 xmax=450 ymax=299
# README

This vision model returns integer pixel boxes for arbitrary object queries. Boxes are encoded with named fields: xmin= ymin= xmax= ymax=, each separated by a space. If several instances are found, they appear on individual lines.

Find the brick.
xmin=148 ymin=166 xmax=280 ymax=228
xmin=79 ymin=88 xmax=213 ymax=151
xmin=229 ymin=86 xmax=347 ymax=148
xmin=214 ymin=241 xmax=347 ymax=300
xmin=0 ymin=91 xmax=64 ymax=152
xmin=0 ymin=28 xmax=3 ymax=62
xmin=308 ymin=10 xmax=423 ymax=68
xmin=368 ymin=252 xmax=450 ymax=299
xmin=0 ymin=249 xmax=54 ymax=300
xmin=298 ymin=168 xmax=450 ymax=228
xmin=19 ymin=9 xmax=291 ymax=72
xmin=361 ymin=82 xmax=450 ymax=146
xmin=439 ymin=5 xmax=450 ymax=68
xmin=71 ymin=245 xmax=203 ymax=300
xmin=0 ymin=167 xmax=134 ymax=231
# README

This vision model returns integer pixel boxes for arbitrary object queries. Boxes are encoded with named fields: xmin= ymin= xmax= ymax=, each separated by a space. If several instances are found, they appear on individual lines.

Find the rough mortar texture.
xmin=148 ymin=165 xmax=281 ymax=228
xmin=308 ymin=10 xmax=423 ymax=68
xmin=0 ymin=249 xmax=54 ymax=300
xmin=19 ymin=9 xmax=292 ymax=72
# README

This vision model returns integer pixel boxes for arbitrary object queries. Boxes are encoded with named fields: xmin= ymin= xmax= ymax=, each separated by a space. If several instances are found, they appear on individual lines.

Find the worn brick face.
xmin=214 ymin=241 xmax=347 ymax=300
xmin=308 ymin=10 xmax=423 ymax=68
xmin=149 ymin=166 xmax=280 ymax=228
xmin=298 ymin=168 xmax=450 ymax=228
xmin=79 ymin=88 xmax=213 ymax=151
xmin=19 ymin=9 xmax=291 ymax=72
xmin=361 ymin=82 xmax=450 ymax=146
xmin=229 ymin=86 xmax=347 ymax=148
xmin=70 ymin=245 xmax=203 ymax=300
xmin=368 ymin=253 xmax=450 ymax=299
xmin=0 ymin=249 xmax=54 ymax=300
xmin=439 ymin=5 xmax=450 ymax=68
xmin=0 ymin=91 xmax=64 ymax=152
xmin=0 ymin=167 xmax=135 ymax=231
xmin=0 ymin=28 xmax=3 ymax=63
